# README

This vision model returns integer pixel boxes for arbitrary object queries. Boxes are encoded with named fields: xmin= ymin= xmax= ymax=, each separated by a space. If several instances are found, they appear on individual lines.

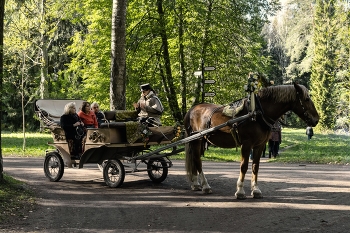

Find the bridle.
xmin=296 ymin=90 xmax=313 ymax=125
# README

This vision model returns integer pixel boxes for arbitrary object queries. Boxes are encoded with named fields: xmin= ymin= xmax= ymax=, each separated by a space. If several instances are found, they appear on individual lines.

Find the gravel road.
xmin=2 ymin=157 xmax=350 ymax=233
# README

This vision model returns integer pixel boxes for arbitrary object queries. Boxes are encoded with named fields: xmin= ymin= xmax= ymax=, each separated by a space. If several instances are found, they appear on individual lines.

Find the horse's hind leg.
xmin=186 ymin=139 xmax=201 ymax=191
xmin=186 ymin=139 xmax=212 ymax=193
xmin=199 ymin=171 xmax=212 ymax=194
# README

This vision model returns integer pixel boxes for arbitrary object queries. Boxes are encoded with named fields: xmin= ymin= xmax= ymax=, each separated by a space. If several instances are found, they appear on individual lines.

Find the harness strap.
xmin=230 ymin=125 xmax=241 ymax=151
xmin=206 ymin=105 xmax=225 ymax=129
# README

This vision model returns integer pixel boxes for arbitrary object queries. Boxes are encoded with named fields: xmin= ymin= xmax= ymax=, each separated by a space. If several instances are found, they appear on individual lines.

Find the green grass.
xmin=1 ymin=131 xmax=53 ymax=157
xmin=169 ymin=128 xmax=350 ymax=164
xmin=0 ymin=174 xmax=35 ymax=224
xmin=1 ymin=128 xmax=350 ymax=164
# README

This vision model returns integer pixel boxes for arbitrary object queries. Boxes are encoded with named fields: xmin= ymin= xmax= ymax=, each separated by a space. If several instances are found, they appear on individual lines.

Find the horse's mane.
xmin=258 ymin=84 xmax=309 ymax=103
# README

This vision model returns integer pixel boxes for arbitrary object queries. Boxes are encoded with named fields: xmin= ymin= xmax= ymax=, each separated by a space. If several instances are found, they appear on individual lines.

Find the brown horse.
xmin=184 ymin=83 xmax=319 ymax=199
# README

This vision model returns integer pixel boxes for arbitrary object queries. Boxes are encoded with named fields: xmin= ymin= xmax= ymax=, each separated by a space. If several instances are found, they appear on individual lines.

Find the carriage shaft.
xmin=132 ymin=112 xmax=253 ymax=161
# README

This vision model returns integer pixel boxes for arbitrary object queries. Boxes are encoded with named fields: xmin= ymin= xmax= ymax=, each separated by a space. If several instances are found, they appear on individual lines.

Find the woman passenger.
xmin=78 ymin=101 xmax=98 ymax=129
xmin=60 ymin=102 xmax=85 ymax=159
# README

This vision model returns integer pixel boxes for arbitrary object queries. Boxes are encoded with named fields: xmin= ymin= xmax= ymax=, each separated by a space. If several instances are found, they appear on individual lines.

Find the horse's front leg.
xmin=235 ymin=146 xmax=250 ymax=199
xmin=251 ymin=149 xmax=263 ymax=199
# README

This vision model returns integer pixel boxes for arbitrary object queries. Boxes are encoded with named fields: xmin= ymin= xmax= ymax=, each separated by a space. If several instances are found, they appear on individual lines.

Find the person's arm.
xmin=146 ymin=97 xmax=163 ymax=114
xmin=133 ymin=100 xmax=141 ymax=113
xmin=92 ymin=112 xmax=98 ymax=128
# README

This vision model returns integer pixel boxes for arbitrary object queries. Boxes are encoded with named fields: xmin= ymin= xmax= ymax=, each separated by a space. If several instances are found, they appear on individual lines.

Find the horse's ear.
xmin=293 ymin=82 xmax=302 ymax=94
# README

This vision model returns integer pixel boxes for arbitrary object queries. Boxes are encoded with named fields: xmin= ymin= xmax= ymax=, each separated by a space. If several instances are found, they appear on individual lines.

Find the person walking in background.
xmin=78 ymin=101 xmax=98 ymax=129
xmin=269 ymin=121 xmax=282 ymax=159
xmin=306 ymin=126 xmax=314 ymax=140
xmin=91 ymin=102 xmax=105 ymax=127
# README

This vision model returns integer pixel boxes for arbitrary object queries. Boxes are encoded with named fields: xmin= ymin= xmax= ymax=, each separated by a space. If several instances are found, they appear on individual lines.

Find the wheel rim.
xmin=150 ymin=161 xmax=164 ymax=178
xmin=46 ymin=155 xmax=60 ymax=179
xmin=107 ymin=162 xmax=121 ymax=183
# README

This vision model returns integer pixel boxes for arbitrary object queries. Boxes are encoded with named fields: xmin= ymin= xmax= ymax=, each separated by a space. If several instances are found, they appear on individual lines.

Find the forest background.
xmin=1 ymin=0 xmax=349 ymax=133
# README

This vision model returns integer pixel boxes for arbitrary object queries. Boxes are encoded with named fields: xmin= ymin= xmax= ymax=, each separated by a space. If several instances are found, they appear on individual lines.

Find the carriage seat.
xmin=103 ymin=110 xmax=138 ymax=122
xmin=100 ymin=110 xmax=138 ymax=129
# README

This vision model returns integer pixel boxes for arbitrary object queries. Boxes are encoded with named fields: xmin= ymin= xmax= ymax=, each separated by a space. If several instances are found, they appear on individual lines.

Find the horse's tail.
xmin=184 ymin=109 xmax=195 ymax=182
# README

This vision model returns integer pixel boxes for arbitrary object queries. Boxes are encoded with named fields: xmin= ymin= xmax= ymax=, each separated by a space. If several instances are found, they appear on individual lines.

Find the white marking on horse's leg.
xmin=190 ymin=174 xmax=201 ymax=191
xmin=199 ymin=171 xmax=212 ymax=194
xmin=251 ymin=181 xmax=263 ymax=199
xmin=235 ymin=179 xmax=246 ymax=199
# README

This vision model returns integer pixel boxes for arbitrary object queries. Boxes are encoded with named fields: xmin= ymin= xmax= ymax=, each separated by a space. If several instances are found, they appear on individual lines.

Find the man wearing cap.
xmin=133 ymin=83 xmax=164 ymax=126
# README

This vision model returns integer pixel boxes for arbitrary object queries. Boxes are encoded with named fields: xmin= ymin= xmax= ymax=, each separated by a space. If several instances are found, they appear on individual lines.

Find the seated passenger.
xmin=132 ymin=83 xmax=164 ymax=126
xmin=91 ymin=102 xmax=106 ymax=127
xmin=60 ymin=102 xmax=85 ymax=159
xmin=78 ymin=101 xmax=98 ymax=129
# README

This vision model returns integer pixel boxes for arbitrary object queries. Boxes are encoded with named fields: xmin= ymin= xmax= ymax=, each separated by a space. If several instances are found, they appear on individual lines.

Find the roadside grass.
xmin=1 ymin=131 xmax=53 ymax=157
xmin=1 ymin=128 xmax=349 ymax=164
xmin=0 ymin=174 xmax=35 ymax=225
xmin=169 ymin=128 xmax=350 ymax=164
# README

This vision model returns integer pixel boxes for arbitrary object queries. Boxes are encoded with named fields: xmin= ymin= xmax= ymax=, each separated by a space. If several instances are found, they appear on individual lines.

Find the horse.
xmin=184 ymin=82 xmax=319 ymax=199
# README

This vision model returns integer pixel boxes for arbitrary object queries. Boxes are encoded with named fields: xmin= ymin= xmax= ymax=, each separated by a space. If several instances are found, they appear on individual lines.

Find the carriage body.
xmin=35 ymin=99 xmax=182 ymax=187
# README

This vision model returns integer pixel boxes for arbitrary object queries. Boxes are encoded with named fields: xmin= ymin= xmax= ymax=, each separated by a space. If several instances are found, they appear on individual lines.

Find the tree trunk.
xmin=40 ymin=0 xmax=49 ymax=99
xmin=177 ymin=5 xmax=187 ymax=118
xmin=110 ymin=0 xmax=127 ymax=110
xmin=156 ymin=0 xmax=182 ymax=122
xmin=0 ymin=0 xmax=5 ymax=182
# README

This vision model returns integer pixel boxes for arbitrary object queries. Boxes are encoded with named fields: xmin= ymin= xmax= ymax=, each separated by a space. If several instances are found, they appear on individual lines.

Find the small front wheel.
xmin=103 ymin=160 xmax=125 ymax=188
xmin=147 ymin=158 xmax=168 ymax=183
xmin=44 ymin=151 xmax=64 ymax=182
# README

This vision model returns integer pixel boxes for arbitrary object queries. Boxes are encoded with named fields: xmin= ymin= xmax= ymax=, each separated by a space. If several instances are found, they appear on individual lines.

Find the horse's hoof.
xmin=202 ymin=188 xmax=212 ymax=194
xmin=251 ymin=190 xmax=263 ymax=199
xmin=191 ymin=185 xmax=202 ymax=191
xmin=235 ymin=193 xmax=246 ymax=200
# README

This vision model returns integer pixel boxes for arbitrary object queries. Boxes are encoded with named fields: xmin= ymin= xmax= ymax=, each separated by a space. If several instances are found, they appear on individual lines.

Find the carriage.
xmin=35 ymin=78 xmax=319 ymax=197
xmin=35 ymin=99 xmax=187 ymax=188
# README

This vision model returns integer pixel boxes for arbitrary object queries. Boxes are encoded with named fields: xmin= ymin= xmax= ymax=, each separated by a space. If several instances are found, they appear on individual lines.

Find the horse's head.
xmin=292 ymin=83 xmax=319 ymax=127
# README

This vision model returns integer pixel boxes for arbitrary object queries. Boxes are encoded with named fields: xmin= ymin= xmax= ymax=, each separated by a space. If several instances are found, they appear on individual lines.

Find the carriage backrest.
xmin=35 ymin=99 xmax=85 ymax=127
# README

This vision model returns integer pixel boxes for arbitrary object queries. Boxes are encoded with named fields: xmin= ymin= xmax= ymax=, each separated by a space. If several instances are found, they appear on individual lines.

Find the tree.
xmin=0 ymin=0 xmax=4 ymax=182
xmin=333 ymin=2 xmax=350 ymax=131
xmin=110 ymin=0 xmax=127 ymax=110
xmin=311 ymin=0 xmax=337 ymax=130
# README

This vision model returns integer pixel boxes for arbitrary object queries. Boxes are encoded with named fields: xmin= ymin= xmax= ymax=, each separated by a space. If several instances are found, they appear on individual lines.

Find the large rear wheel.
xmin=147 ymin=158 xmax=168 ymax=183
xmin=44 ymin=151 xmax=64 ymax=182
xmin=103 ymin=159 xmax=125 ymax=188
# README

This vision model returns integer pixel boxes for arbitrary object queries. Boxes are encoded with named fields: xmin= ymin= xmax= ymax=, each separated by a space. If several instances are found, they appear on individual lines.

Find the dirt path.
xmin=2 ymin=157 xmax=350 ymax=233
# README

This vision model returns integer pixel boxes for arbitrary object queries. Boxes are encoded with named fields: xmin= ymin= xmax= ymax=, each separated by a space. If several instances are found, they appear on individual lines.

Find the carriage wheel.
xmin=147 ymin=158 xmax=168 ymax=183
xmin=97 ymin=160 xmax=108 ymax=172
xmin=103 ymin=159 xmax=125 ymax=188
xmin=44 ymin=151 xmax=64 ymax=182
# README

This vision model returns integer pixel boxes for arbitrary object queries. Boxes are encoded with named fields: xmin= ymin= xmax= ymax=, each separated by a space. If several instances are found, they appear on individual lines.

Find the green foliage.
xmin=310 ymin=0 xmax=338 ymax=130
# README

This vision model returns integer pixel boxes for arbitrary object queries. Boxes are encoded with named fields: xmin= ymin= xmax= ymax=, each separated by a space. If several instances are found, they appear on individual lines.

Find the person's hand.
xmin=139 ymin=103 xmax=145 ymax=109
xmin=132 ymin=103 xmax=138 ymax=108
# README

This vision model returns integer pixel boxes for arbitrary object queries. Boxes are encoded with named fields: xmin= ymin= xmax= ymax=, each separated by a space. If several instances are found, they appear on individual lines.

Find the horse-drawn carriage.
xmin=35 ymin=78 xmax=319 ymax=198
xmin=35 ymin=99 xmax=185 ymax=188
